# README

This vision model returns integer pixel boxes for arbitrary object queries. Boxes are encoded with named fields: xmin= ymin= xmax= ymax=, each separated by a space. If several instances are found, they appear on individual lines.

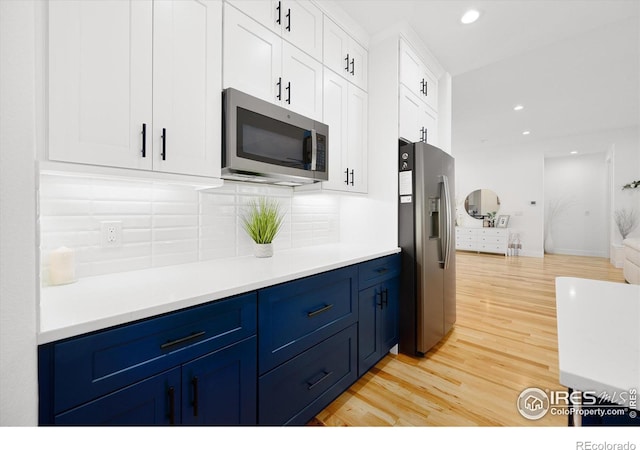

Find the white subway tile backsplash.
xmin=39 ymin=174 xmax=340 ymax=282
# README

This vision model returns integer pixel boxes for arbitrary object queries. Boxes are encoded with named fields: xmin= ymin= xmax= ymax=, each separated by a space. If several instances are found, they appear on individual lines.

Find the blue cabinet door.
xmin=358 ymin=284 xmax=382 ymax=377
xmin=55 ymin=368 xmax=181 ymax=425
xmin=380 ymin=277 xmax=400 ymax=353
xmin=358 ymin=277 xmax=400 ymax=377
xmin=181 ymin=336 xmax=257 ymax=425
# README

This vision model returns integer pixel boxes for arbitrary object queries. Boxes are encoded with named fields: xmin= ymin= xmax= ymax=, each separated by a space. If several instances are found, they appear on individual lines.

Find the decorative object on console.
xmin=496 ymin=215 xmax=510 ymax=228
xmin=241 ymin=197 xmax=285 ymax=258
xmin=614 ymin=208 xmax=638 ymax=240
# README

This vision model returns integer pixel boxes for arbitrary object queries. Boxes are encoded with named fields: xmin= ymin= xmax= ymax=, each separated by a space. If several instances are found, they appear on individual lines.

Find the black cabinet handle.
xmin=285 ymin=81 xmax=291 ymax=104
xmin=192 ymin=376 xmax=199 ymax=417
xmin=376 ymin=267 xmax=389 ymax=274
xmin=276 ymin=1 xmax=281 ymax=24
xmin=350 ymin=58 xmax=355 ymax=75
xmin=307 ymin=371 xmax=333 ymax=390
xmin=141 ymin=123 xmax=146 ymax=157
xmin=161 ymin=128 xmax=166 ymax=160
xmin=420 ymin=127 xmax=425 ymax=142
xmin=423 ymin=127 xmax=428 ymax=143
xmin=168 ymin=386 xmax=175 ymax=425
xmin=344 ymin=54 xmax=349 ymax=72
xmin=350 ymin=169 xmax=354 ymax=186
xmin=382 ymin=288 xmax=389 ymax=307
xmin=344 ymin=168 xmax=349 ymax=185
xmin=285 ymin=8 xmax=291 ymax=32
xmin=160 ymin=331 xmax=206 ymax=350
xmin=307 ymin=303 xmax=333 ymax=317
xmin=424 ymin=80 xmax=428 ymax=96
xmin=420 ymin=79 xmax=425 ymax=95
xmin=376 ymin=290 xmax=384 ymax=309
xmin=276 ymin=77 xmax=282 ymax=101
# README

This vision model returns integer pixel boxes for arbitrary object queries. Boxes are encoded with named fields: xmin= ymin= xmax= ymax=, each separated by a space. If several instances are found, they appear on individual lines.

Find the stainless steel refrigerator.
xmin=398 ymin=141 xmax=456 ymax=356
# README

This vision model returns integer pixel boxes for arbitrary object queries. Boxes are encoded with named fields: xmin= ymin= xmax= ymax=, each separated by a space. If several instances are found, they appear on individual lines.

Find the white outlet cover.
xmin=100 ymin=221 xmax=122 ymax=248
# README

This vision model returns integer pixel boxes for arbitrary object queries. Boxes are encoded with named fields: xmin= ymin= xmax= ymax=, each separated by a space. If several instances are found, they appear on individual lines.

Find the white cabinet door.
xmin=282 ymin=42 xmax=322 ymax=120
xmin=399 ymin=85 xmax=438 ymax=146
xmin=153 ymin=0 xmax=222 ymax=177
xmin=420 ymin=105 xmax=438 ymax=146
xmin=322 ymin=69 xmax=348 ymax=191
xmin=399 ymin=39 xmax=438 ymax=112
xmin=223 ymin=4 xmax=282 ymax=104
xmin=323 ymin=17 xmax=368 ymax=91
xmin=48 ymin=0 xmax=153 ymax=170
xmin=281 ymin=0 xmax=323 ymax=61
xmin=322 ymin=69 xmax=367 ymax=193
xmin=225 ymin=0 xmax=321 ymax=60
xmin=399 ymin=85 xmax=422 ymax=143
xmin=346 ymin=84 xmax=368 ymax=193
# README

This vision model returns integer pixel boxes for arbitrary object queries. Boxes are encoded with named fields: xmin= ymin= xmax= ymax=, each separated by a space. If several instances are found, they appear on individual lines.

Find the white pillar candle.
xmin=49 ymin=246 xmax=76 ymax=286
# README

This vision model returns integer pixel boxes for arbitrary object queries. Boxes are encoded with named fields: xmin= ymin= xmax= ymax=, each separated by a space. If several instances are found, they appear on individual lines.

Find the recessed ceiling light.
xmin=522 ymin=131 xmax=531 ymax=135
xmin=461 ymin=9 xmax=480 ymax=24
xmin=570 ymin=151 xmax=578 ymax=154
xmin=514 ymin=105 xmax=524 ymax=111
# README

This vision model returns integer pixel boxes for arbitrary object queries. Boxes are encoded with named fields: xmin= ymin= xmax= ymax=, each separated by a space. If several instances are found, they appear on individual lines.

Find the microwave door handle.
xmin=310 ymin=129 xmax=317 ymax=171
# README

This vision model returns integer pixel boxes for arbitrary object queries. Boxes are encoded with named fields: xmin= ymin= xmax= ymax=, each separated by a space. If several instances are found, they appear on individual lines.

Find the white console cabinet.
xmin=455 ymin=227 xmax=509 ymax=256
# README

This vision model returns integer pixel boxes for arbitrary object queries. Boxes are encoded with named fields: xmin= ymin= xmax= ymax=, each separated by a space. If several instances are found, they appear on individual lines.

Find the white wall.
xmin=544 ymin=153 xmax=608 ymax=257
xmin=0 ymin=0 xmax=39 ymax=426
xmin=453 ymin=126 xmax=639 ymax=258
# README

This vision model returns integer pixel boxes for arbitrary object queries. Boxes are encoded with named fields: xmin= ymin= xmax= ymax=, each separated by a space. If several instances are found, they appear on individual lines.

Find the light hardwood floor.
xmin=314 ymin=251 xmax=626 ymax=426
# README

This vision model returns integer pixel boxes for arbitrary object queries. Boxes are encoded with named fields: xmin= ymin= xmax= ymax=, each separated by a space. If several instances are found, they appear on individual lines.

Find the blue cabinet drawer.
xmin=51 ymin=292 xmax=257 ymax=414
xmin=258 ymin=266 xmax=357 ymax=374
xmin=258 ymin=323 xmax=357 ymax=425
xmin=358 ymin=253 xmax=401 ymax=289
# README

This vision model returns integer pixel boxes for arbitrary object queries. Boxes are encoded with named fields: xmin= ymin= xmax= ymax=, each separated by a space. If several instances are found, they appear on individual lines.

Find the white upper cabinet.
xmin=48 ymin=0 xmax=222 ymax=178
xmin=324 ymin=17 xmax=367 ymax=91
xmin=49 ymin=0 xmax=153 ymax=170
xmin=152 ymin=0 xmax=222 ymax=177
xmin=322 ymin=69 xmax=368 ymax=193
xmin=399 ymin=85 xmax=438 ymax=146
xmin=399 ymin=39 xmax=437 ymax=113
xmin=223 ymin=5 xmax=282 ymax=104
xmin=225 ymin=0 xmax=322 ymax=60
xmin=223 ymin=3 xmax=322 ymax=120
xmin=282 ymin=42 xmax=323 ymax=121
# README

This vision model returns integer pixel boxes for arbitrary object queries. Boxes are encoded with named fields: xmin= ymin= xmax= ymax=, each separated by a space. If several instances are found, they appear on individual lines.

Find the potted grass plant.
xmin=241 ymin=197 xmax=285 ymax=258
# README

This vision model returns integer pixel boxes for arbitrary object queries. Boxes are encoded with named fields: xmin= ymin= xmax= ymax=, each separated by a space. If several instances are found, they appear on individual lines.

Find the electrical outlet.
xmin=101 ymin=221 xmax=122 ymax=248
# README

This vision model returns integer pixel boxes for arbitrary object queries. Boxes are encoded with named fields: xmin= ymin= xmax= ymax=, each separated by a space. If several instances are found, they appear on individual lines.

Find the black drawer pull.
xmin=375 ymin=267 xmax=389 ymax=274
xmin=161 ymin=127 xmax=167 ymax=160
xmin=141 ymin=123 xmax=146 ymax=157
xmin=307 ymin=371 xmax=333 ymax=390
xmin=160 ymin=331 xmax=206 ymax=350
xmin=307 ymin=304 xmax=333 ymax=318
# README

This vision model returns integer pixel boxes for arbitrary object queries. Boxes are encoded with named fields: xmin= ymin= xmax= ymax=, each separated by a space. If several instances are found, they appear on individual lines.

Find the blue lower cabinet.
xmin=55 ymin=368 xmax=181 ymax=425
xmin=39 ymin=293 xmax=258 ymax=426
xmin=181 ymin=337 xmax=257 ymax=425
xmin=258 ymin=324 xmax=358 ymax=426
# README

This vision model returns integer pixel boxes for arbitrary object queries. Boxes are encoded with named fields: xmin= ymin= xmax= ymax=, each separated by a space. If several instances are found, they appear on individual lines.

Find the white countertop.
xmin=555 ymin=277 xmax=640 ymax=405
xmin=39 ymin=244 xmax=400 ymax=344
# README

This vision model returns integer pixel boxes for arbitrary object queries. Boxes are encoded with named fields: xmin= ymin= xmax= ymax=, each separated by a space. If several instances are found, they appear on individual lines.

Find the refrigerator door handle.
xmin=441 ymin=174 xmax=453 ymax=270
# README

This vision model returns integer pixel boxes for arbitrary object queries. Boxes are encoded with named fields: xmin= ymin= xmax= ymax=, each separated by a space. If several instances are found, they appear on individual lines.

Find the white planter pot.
xmin=253 ymin=242 xmax=274 ymax=258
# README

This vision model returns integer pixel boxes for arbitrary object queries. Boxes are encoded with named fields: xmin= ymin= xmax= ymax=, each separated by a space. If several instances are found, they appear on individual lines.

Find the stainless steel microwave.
xmin=222 ymin=88 xmax=328 ymax=186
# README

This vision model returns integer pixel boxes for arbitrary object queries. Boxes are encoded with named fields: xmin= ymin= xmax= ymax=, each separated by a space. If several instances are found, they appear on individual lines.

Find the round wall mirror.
xmin=464 ymin=189 xmax=500 ymax=219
